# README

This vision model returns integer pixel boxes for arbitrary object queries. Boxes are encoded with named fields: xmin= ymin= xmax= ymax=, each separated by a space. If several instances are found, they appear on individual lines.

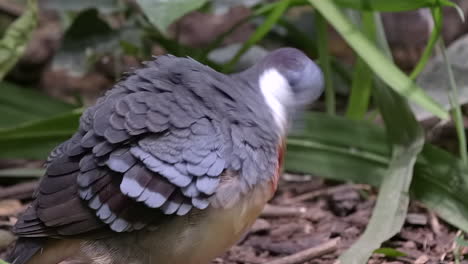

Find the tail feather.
xmin=6 ymin=238 xmax=44 ymax=264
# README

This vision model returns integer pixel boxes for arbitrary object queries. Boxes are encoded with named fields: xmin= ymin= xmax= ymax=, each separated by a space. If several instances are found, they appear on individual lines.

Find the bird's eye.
xmin=286 ymin=71 xmax=301 ymax=87
xmin=289 ymin=78 xmax=299 ymax=87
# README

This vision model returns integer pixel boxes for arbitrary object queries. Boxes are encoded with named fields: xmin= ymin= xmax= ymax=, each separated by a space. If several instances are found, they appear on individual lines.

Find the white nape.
xmin=258 ymin=68 xmax=293 ymax=132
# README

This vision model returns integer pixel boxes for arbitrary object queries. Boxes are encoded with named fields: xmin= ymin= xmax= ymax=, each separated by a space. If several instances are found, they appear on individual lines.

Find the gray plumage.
xmin=9 ymin=47 xmax=324 ymax=264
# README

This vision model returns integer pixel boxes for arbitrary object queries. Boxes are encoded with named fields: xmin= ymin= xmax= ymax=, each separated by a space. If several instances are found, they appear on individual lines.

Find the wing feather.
xmin=14 ymin=55 xmax=249 ymax=238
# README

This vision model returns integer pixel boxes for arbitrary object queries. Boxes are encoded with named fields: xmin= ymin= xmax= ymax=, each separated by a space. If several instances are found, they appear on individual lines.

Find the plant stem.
xmin=314 ymin=11 xmax=335 ymax=115
xmin=409 ymin=8 xmax=443 ymax=80
xmin=439 ymin=40 xmax=468 ymax=164
xmin=345 ymin=11 xmax=373 ymax=120
xmin=222 ymin=0 xmax=291 ymax=72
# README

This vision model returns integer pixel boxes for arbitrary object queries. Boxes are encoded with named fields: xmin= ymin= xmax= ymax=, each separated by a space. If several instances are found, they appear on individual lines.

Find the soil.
xmin=0 ymin=174 xmax=464 ymax=264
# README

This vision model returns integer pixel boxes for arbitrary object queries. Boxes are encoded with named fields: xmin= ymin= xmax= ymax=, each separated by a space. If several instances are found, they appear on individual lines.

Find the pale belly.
xmin=80 ymin=182 xmax=273 ymax=264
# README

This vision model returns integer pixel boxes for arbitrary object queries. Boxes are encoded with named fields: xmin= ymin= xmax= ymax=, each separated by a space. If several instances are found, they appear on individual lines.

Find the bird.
xmin=7 ymin=47 xmax=324 ymax=264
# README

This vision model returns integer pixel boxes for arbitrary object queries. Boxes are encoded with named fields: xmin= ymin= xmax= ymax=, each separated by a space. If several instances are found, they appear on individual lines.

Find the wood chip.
xmin=250 ymin=219 xmax=271 ymax=234
xmin=429 ymin=211 xmax=442 ymax=236
xmin=261 ymin=204 xmax=307 ymax=218
xmin=406 ymin=213 xmax=428 ymax=226
xmin=281 ymin=184 xmax=369 ymax=205
xmin=270 ymin=223 xmax=303 ymax=238
xmin=264 ymin=238 xmax=340 ymax=264
xmin=0 ymin=219 xmax=16 ymax=227
xmin=0 ymin=0 xmax=23 ymax=17
xmin=0 ymin=199 xmax=24 ymax=216
xmin=415 ymin=255 xmax=429 ymax=264
xmin=0 ymin=181 xmax=38 ymax=200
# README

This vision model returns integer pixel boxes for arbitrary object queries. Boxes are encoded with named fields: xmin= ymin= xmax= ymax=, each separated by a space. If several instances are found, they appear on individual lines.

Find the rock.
xmin=406 ymin=213 xmax=428 ymax=226
xmin=415 ymin=255 xmax=430 ymax=264
xmin=327 ymin=188 xmax=360 ymax=217
xmin=249 ymin=219 xmax=271 ymax=234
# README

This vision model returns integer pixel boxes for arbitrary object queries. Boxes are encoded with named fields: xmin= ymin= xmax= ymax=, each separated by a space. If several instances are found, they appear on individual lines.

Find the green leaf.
xmin=334 ymin=0 xmax=457 ymax=12
xmin=136 ymin=0 xmax=207 ymax=34
xmin=309 ymin=0 xmax=449 ymax=120
xmin=455 ymin=234 xmax=468 ymax=247
xmin=439 ymin=39 xmax=467 ymax=163
xmin=0 ymin=0 xmax=38 ymax=80
xmin=409 ymin=8 xmax=443 ymax=80
xmin=286 ymin=112 xmax=468 ymax=239
xmin=287 ymin=113 xmax=390 ymax=186
xmin=52 ymin=9 xmax=120 ymax=76
xmin=0 ymin=110 xmax=81 ymax=159
xmin=438 ymin=1 xmax=465 ymax=22
xmin=0 ymin=82 xmax=75 ymax=129
xmin=339 ymin=11 xmax=424 ymax=263
xmin=346 ymin=57 xmax=372 ymax=119
xmin=373 ymin=248 xmax=407 ymax=258
xmin=339 ymin=114 xmax=421 ymax=264
xmin=0 ymin=259 xmax=10 ymax=264
xmin=345 ymin=11 xmax=374 ymax=120
xmin=52 ymin=9 xmax=141 ymax=76
xmin=412 ymin=144 xmax=468 ymax=232
xmin=315 ymin=12 xmax=335 ymax=115
xmin=223 ymin=0 xmax=291 ymax=72
xmin=52 ymin=8 xmax=112 ymax=75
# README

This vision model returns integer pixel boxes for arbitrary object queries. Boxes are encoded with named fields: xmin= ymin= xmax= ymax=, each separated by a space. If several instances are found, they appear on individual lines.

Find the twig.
xmin=0 ymin=0 xmax=23 ymax=17
xmin=429 ymin=211 xmax=442 ymax=236
xmin=426 ymin=119 xmax=452 ymax=143
xmin=281 ymin=184 xmax=369 ymax=205
xmin=415 ymin=255 xmax=430 ymax=264
xmin=0 ymin=220 xmax=15 ymax=227
xmin=249 ymin=219 xmax=271 ymax=234
xmin=0 ymin=181 xmax=38 ymax=200
xmin=261 ymin=204 xmax=307 ymax=218
xmin=265 ymin=238 xmax=340 ymax=264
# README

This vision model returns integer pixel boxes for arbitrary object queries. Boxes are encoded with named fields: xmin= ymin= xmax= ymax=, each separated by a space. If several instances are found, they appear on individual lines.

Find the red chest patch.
xmin=271 ymin=140 xmax=285 ymax=193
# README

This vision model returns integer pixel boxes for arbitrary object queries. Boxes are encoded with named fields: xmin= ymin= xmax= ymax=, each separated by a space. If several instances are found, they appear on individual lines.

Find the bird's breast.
xmin=84 ymin=179 xmax=274 ymax=264
xmin=148 ymin=182 xmax=272 ymax=264
xmin=271 ymin=140 xmax=285 ymax=193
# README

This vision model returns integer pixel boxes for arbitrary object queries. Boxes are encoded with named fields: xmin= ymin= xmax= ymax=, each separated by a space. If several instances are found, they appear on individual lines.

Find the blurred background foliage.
xmin=1 ymin=0 xmax=468 ymax=262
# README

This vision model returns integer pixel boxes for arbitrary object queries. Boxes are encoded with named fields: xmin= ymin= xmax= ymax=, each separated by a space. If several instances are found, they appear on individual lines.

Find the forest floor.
xmin=0 ymin=174 xmax=463 ymax=264
xmin=213 ymin=176 xmax=462 ymax=264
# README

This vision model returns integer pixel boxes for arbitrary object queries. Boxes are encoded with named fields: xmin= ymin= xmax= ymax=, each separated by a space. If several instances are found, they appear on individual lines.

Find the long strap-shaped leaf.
xmin=0 ymin=110 xmax=81 ymax=159
xmin=334 ymin=0 xmax=458 ymax=12
xmin=309 ymin=0 xmax=448 ymax=120
xmin=345 ymin=11 xmax=374 ymax=120
xmin=0 ymin=0 xmax=38 ymax=81
xmin=337 ymin=10 xmax=424 ymax=262
xmin=287 ymin=113 xmax=468 ymax=239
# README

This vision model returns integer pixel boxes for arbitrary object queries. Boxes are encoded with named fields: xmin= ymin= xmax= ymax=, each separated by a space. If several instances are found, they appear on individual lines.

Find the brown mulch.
xmin=212 ymin=175 xmax=461 ymax=264
xmin=0 ymin=174 xmax=464 ymax=264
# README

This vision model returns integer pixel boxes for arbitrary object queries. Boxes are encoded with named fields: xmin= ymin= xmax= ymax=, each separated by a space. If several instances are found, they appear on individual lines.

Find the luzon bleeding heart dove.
xmin=7 ymin=47 xmax=324 ymax=264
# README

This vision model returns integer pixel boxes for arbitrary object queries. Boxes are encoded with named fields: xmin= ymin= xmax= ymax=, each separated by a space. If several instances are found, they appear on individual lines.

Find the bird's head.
xmin=239 ymin=48 xmax=324 ymax=132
